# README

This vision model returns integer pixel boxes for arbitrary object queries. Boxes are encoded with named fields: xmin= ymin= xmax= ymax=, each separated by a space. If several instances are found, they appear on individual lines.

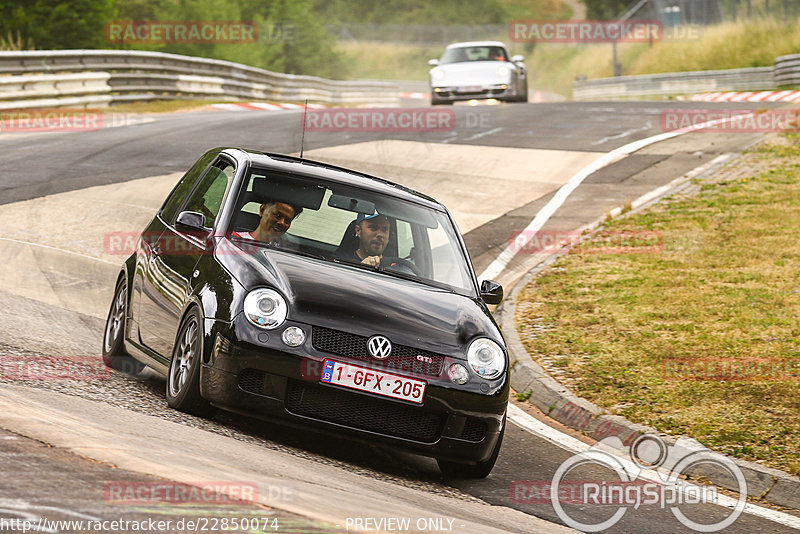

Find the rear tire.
xmin=102 ymin=277 xmax=145 ymax=375
xmin=166 ymin=307 xmax=214 ymax=417
xmin=437 ymin=413 xmax=506 ymax=478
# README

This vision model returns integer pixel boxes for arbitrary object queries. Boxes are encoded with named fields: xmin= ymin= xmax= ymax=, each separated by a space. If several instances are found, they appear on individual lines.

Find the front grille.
xmin=455 ymin=88 xmax=490 ymax=96
xmin=460 ymin=418 xmax=487 ymax=442
xmin=238 ymin=368 xmax=265 ymax=395
xmin=312 ymin=326 xmax=445 ymax=377
xmin=285 ymin=380 xmax=443 ymax=443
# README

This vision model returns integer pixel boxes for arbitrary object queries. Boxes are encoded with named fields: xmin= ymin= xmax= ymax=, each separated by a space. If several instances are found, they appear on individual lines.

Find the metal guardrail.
xmin=775 ymin=54 xmax=800 ymax=87
xmin=573 ymin=66 xmax=776 ymax=100
xmin=0 ymin=49 xmax=403 ymax=109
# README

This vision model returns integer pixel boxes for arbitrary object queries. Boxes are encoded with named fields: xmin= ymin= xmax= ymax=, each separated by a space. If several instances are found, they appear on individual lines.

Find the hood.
xmin=217 ymin=239 xmax=501 ymax=356
xmin=432 ymin=61 xmax=515 ymax=86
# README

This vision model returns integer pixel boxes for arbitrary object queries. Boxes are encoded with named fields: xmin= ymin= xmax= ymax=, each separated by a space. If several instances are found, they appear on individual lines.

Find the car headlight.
xmin=467 ymin=338 xmax=505 ymax=379
xmin=431 ymin=67 xmax=445 ymax=81
xmin=243 ymin=288 xmax=287 ymax=329
xmin=497 ymin=66 xmax=511 ymax=78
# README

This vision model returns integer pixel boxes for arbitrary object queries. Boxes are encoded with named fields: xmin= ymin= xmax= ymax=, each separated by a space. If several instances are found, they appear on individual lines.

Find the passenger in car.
xmin=233 ymin=201 xmax=302 ymax=246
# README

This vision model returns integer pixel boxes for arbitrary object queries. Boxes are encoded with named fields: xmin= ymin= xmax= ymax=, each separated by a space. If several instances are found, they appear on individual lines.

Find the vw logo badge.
xmin=367 ymin=335 xmax=392 ymax=360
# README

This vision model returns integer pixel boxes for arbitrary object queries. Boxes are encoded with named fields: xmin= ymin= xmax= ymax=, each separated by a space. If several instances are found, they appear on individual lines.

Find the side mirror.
xmin=480 ymin=280 xmax=504 ymax=305
xmin=428 ymin=59 xmax=439 ymax=67
xmin=175 ymin=210 xmax=206 ymax=231
xmin=510 ymin=54 xmax=525 ymax=63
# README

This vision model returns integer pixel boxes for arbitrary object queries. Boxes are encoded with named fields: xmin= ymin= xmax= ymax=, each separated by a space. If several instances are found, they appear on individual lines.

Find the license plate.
xmin=457 ymin=86 xmax=483 ymax=93
xmin=320 ymin=359 xmax=426 ymax=404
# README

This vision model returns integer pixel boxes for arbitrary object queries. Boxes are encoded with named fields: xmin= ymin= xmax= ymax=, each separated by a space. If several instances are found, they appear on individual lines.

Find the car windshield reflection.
xmin=440 ymin=45 xmax=509 ymax=64
xmin=228 ymin=168 xmax=474 ymax=295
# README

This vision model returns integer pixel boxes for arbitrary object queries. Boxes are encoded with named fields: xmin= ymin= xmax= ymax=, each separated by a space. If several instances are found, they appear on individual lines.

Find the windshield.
xmin=228 ymin=168 xmax=476 ymax=295
xmin=440 ymin=45 xmax=509 ymax=64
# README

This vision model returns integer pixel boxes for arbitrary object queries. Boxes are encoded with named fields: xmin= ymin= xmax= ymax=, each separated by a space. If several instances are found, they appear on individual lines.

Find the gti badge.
xmin=367 ymin=335 xmax=392 ymax=360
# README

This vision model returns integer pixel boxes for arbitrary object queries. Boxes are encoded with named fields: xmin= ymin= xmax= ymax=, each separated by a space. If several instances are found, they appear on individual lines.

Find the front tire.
xmin=102 ymin=277 xmax=145 ymax=375
xmin=431 ymin=93 xmax=453 ymax=106
xmin=438 ymin=413 xmax=506 ymax=478
xmin=166 ymin=307 xmax=214 ymax=417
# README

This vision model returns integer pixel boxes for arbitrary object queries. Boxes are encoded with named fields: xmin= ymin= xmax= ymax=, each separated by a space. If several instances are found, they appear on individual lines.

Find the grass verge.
xmin=515 ymin=134 xmax=800 ymax=475
xmin=95 ymin=100 xmax=225 ymax=114
xmin=337 ymin=19 xmax=800 ymax=95
xmin=527 ymin=19 xmax=800 ymax=96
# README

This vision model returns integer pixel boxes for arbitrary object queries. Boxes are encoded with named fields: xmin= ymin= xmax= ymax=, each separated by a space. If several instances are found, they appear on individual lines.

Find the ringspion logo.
xmin=522 ymin=435 xmax=747 ymax=532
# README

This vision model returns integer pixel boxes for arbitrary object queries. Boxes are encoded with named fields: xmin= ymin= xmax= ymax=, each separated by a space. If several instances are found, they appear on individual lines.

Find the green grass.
xmin=515 ymin=134 xmax=800 ymax=473
xmin=338 ymin=0 xmax=570 ymax=81
xmin=500 ymin=0 xmax=573 ymax=20
xmin=102 ymin=100 xmax=222 ymax=113
xmin=340 ymin=42 xmax=449 ymax=81
xmin=527 ymin=19 xmax=800 ymax=96
xmin=338 ymin=18 xmax=800 ymax=95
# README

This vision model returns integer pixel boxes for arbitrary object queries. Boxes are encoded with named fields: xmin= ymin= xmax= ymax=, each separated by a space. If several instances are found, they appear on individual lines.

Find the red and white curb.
xmin=211 ymin=102 xmax=326 ymax=111
xmin=682 ymin=90 xmax=800 ymax=103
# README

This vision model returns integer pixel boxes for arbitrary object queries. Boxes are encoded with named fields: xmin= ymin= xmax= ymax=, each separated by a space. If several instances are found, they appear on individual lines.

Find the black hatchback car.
xmin=102 ymin=148 xmax=508 ymax=477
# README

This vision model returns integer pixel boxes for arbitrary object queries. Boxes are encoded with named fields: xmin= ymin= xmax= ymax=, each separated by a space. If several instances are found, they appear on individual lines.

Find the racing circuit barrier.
xmin=573 ymin=66 xmax=777 ymax=100
xmin=775 ymin=53 xmax=800 ymax=87
xmin=0 ymin=49 xmax=402 ymax=110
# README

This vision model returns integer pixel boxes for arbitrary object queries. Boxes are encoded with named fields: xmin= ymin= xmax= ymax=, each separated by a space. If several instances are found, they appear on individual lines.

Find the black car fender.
xmin=120 ymin=254 xmax=137 ymax=329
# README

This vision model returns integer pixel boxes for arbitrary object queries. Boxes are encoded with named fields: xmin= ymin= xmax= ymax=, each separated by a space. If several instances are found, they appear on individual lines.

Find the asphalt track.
xmin=1 ymin=100 xmax=798 ymax=533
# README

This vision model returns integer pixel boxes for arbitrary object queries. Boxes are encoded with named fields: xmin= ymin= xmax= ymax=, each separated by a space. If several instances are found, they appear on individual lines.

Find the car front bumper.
xmin=199 ymin=323 xmax=508 ymax=464
xmin=431 ymin=84 xmax=517 ymax=102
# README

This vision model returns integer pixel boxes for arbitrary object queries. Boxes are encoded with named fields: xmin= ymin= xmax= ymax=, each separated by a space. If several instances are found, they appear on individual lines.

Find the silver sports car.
xmin=428 ymin=41 xmax=528 ymax=105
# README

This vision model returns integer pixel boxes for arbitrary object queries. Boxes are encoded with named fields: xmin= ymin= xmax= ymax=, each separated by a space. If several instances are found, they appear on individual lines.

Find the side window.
xmin=396 ymin=220 xmax=414 ymax=258
xmin=428 ymin=222 xmax=469 ymax=288
xmin=161 ymin=151 xmax=219 ymax=224
xmin=183 ymin=159 xmax=234 ymax=229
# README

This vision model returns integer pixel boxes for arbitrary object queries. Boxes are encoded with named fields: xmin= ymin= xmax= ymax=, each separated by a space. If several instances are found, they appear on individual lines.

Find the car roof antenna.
xmin=300 ymin=99 xmax=308 ymax=159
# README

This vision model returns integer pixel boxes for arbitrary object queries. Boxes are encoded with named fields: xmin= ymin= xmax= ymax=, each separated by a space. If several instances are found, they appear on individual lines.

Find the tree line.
xmin=1 ymin=0 xmax=615 ymax=77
